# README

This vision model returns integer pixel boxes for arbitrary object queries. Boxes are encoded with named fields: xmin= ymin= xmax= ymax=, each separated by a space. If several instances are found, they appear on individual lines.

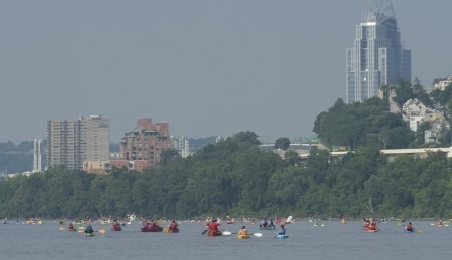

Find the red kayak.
xmin=141 ymin=226 xmax=163 ymax=232
xmin=207 ymin=231 xmax=222 ymax=237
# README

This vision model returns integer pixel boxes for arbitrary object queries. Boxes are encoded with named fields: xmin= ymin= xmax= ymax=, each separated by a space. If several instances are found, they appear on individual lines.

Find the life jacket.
xmin=170 ymin=222 xmax=177 ymax=230
xmin=208 ymin=222 xmax=219 ymax=232
xmin=85 ymin=226 xmax=93 ymax=233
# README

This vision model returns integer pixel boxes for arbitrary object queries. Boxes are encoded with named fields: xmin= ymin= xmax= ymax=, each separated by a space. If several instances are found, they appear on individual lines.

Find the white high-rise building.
xmin=346 ymin=0 xmax=411 ymax=103
xmin=32 ymin=139 xmax=42 ymax=172
xmin=178 ymin=136 xmax=190 ymax=158
xmin=46 ymin=115 xmax=110 ymax=170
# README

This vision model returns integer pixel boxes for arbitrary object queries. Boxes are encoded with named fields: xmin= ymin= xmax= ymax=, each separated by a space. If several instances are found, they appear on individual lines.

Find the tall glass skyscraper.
xmin=346 ymin=0 xmax=411 ymax=103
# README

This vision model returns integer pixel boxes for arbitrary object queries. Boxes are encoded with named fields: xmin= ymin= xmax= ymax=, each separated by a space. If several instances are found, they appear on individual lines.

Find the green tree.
xmin=274 ymin=137 xmax=291 ymax=150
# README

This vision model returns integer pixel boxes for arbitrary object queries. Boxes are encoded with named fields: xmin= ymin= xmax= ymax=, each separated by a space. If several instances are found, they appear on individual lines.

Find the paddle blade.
xmin=416 ymin=229 xmax=423 ymax=234
xmin=201 ymin=229 xmax=208 ymax=235
xmin=222 ymin=231 xmax=232 ymax=236
xmin=98 ymin=229 xmax=106 ymax=234
xmin=285 ymin=216 xmax=293 ymax=223
xmin=59 ymin=226 xmax=65 ymax=230
xmin=253 ymin=233 xmax=263 ymax=237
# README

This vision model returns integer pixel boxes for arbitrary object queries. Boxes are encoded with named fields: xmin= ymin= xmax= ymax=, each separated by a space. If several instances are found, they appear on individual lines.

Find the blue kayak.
xmin=405 ymin=230 xmax=415 ymax=233
xmin=260 ymin=226 xmax=275 ymax=230
xmin=275 ymin=234 xmax=289 ymax=239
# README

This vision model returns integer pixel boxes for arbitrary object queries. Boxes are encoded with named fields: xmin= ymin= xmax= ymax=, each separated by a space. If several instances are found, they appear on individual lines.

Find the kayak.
xmin=237 ymin=234 xmax=250 ymax=239
xmin=207 ymin=231 xmax=222 ymax=237
xmin=68 ymin=228 xmax=76 ymax=232
xmin=274 ymin=234 xmax=289 ymax=239
xmin=111 ymin=226 xmax=122 ymax=231
xmin=430 ymin=223 xmax=449 ymax=227
xmin=141 ymin=226 xmax=163 ymax=232
xmin=164 ymin=228 xmax=180 ymax=233
xmin=405 ymin=230 xmax=415 ymax=233
xmin=84 ymin=233 xmax=95 ymax=237
xmin=365 ymin=229 xmax=378 ymax=233
xmin=259 ymin=226 xmax=275 ymax=230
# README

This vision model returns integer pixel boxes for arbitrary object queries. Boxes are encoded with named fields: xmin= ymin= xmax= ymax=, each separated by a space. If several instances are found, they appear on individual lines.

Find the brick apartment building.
xmin=117 ymin=118 xmax=173 ymax=170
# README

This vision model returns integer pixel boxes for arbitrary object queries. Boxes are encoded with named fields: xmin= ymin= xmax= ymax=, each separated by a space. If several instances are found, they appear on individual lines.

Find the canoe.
xmin=237 ymin=234 xmax=250 ymax=239
xmin=259 ymin=226 xmax=275 ymax=230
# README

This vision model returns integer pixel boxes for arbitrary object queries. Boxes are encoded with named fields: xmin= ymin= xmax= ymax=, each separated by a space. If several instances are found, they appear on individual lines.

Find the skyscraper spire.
xmin=362 ymin=0 xmax=396 ymax=24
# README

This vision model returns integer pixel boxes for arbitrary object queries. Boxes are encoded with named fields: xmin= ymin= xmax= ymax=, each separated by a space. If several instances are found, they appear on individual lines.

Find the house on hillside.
xmin=433 ymin=76 xmax=452 ymax=91
xmin=402 ymin=98 xmax=449 ymax=143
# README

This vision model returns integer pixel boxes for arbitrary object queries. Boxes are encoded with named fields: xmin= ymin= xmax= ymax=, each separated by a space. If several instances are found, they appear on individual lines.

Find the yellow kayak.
xmin=237 ymin=234 xmax=250 ymax=239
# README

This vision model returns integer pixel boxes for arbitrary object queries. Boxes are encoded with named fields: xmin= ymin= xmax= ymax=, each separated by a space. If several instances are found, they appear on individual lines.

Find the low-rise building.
xmin=402 ymin=98 xmax=449 ymax=143
xmin=433 ymin=76 xmax=452 ymax=91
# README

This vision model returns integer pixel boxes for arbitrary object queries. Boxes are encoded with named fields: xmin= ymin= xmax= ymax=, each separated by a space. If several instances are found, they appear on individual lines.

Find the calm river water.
xmin=0 ymin=220 xmax=450 ymax=260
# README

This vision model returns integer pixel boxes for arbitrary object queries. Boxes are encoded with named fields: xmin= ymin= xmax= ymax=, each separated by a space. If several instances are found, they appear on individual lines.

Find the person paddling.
xmin=260 ymin=219 xmax=269 ymax=228
xmin=168 ymin=219 xmax=179 ymax=232
xmin=268 ymin=219 xmax=274 ymax=227
xmin=238 ymin=225 xmax=248 ymax=236
xmin=208 ymin=219 xmax=221 ymax=236
xmin=68 ymin=223 xmax=74 ymax=231
xmin=84 ymin=225 xmax=94 ymax=235
xmin=277 ymin=224 xmax=286 ymax=235
xmin=111 ymin=219 xmax=121 ymax=231
xmin=405 ymin=222 xmax=414 ymax=232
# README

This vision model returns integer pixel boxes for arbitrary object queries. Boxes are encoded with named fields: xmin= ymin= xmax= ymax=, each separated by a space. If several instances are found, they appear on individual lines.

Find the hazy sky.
xmin=1 ymin=0 xmax=452 ymax=144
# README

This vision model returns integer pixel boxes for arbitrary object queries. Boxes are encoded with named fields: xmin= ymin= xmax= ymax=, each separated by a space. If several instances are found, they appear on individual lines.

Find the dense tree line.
xmin=1 ymin=131 xmax=452 ymax=220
